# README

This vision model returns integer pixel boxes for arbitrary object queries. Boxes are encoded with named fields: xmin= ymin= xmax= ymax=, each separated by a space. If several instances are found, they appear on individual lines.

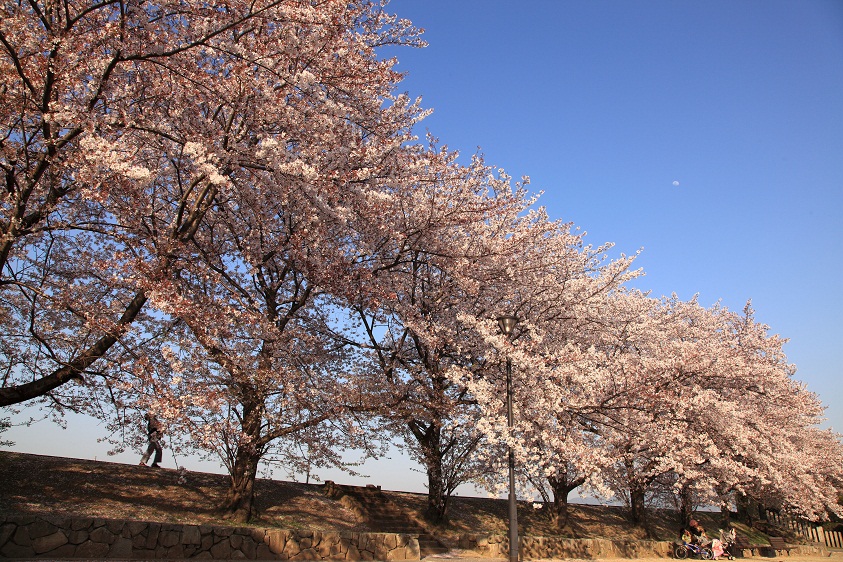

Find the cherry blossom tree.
xmin=706 ymin=304 xmax=843 ymax=521
xmin=432 ymin=213 xmax=640 ymax=523
xmin=521 ymin=422 xmax=603 ymax=529
xmin=2 ymin=0 xmax=436 ymax=522
xmin=348 ymin=155 xmax=540 ymax=523
xmin=461 ymin=282 xmax=842 ymax=529
xmin=590 ymin=295 xmax=843 ymax=525
xmin=0 ymin=0 xmax=249 ymax=406
xmin=0 ymin=0 xmax=425 ymax=408
xmin=102 ymin=0 xmax=436 ymax=522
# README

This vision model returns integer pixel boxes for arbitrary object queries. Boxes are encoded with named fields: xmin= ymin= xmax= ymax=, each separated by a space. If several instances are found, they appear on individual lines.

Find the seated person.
xmin=679 ymin=527 xmax=693 ymax=544
xmin=691 ymin=520 xmax=712 ymax=546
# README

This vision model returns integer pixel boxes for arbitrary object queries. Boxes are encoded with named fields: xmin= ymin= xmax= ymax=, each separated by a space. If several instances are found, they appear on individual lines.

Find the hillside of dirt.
xmin=0 ymin=451 xmax=786 ymax=547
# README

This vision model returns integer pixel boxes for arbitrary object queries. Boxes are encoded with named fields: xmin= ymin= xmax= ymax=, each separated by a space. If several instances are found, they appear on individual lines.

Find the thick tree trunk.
xmin=220 ymin=448 xmax=260 ymax=523
xmin=219 ymin=392 xmax=265 ymax=523
xmin=409 ymin=419 xmax=450 ymax=525
xmin=736 ymin=492 xmax=758 ymax=525
xmin=719 ymin=501 xmax=733 ymax=528
xmin=630 ymin=487 xmax=647 ymax=524
xmin=547 ymin=473 xmax=585 ymax=530
xmin=552 ymin=495 xmax=571 ymax=528
xmin=425 ymin=458 xmax=449 ymax=524
xmin=679 ymin=485 xmax=694 ymax=525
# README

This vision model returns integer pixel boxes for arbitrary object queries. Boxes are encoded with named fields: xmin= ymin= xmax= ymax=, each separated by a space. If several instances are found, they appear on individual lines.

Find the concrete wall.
xmin=0 ymin=514 xmax=420 ymax=560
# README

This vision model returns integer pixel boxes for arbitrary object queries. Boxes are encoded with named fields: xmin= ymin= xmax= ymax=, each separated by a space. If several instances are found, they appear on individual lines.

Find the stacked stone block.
xmin=456 ymin=533 xmax=827 ymax=560
xmin=457 ymin=534 xmax=674 ymax=559
xmin=5 ymin=513 xmax=829 ymax=560
xmin=0 ymin=514 xmax=421 ymax=560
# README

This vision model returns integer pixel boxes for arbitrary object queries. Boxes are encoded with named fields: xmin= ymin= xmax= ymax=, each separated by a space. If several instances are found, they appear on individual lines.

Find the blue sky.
xmin=4 ymin=0 xmax=843 ymax=494
xmin=385 ymin=0 xmax=843 ymax=430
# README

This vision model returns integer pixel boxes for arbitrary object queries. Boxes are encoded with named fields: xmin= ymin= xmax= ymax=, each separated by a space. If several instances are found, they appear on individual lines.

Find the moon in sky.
xmin=672 ymin=180 xmax=680 ymax=187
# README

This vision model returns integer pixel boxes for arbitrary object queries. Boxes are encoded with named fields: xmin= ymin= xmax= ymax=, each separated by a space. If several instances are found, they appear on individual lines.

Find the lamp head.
xmin=497 ymin=315 xmax=518 ymax=336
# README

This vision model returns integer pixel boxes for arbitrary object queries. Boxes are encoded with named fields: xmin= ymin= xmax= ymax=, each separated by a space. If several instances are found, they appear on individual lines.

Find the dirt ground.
xmin=0 ymin=451 xmax=683 ymax=541
xmin=2 ymin=450 xmax=836 ymax=561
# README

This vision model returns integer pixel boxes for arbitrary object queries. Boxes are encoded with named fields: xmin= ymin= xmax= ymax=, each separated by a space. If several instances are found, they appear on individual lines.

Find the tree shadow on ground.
xmin=0 ymin=451 xmax=366 ymax=530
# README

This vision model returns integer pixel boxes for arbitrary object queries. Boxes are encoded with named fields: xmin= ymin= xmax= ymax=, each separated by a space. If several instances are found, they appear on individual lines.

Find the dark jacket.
xmin=146 ymin=415 xmax=163 ymax=438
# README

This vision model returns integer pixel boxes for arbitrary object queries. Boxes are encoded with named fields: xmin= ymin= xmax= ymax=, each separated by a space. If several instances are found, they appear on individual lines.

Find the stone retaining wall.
xmin=3 ymin=514 xmax=829 ymax=560
xmin=457 ymin=534 xmax=830 ymax=560
xmin=0 ymin=514 xmax=420 ymax=560
xmin=459 ymin=534 xmax=674 ymax=559
xmin=523 ymin=537 xmax=674 ymax=559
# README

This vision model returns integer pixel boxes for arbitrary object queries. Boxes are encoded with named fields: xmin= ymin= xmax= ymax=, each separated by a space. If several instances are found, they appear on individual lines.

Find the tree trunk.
xmin=409 ymin=419 xmax=449 ymax=525
xmin=220 ymin=447 xmax=260 ymax=523
xmin=719 ymin=501 xmax=733 ymax=529
xmin=425 ymin=458 xmax=449 ymax=524
xmin=736 ymin=492 xmax=757 ymax=525
xmin=758 ymin=502 xmax=768 ymax=521
xmin=630 ymin=487 xmax=647 ymax=524
xmin=679 ymin=485 xmax=694 ymax=526
xmin=552 ymin=495 xmax=570 ymax=528
xmin=219 ymin=392 xmax=265 ymax=523
xmin=547 ymin=473 xmax=585 ymax=530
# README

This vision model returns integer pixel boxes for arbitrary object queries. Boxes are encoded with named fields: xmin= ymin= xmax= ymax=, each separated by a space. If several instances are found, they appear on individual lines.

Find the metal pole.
xmin=506 ymin=356 xmax=518 ymax=562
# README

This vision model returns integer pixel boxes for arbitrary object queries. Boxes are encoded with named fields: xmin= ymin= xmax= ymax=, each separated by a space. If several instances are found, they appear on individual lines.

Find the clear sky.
xmin=4 ymin=0 xmax=843 ymax=495
xmin=383 ymin=0 xmax=843 ymax=428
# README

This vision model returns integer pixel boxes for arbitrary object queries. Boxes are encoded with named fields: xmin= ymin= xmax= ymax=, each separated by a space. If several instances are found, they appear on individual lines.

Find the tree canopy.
xmin=2 ymin=0 xmax=841 ymax=525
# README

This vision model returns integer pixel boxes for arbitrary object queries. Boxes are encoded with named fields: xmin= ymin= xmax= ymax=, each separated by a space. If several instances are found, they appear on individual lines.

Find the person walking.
xmin=139 ymin=412 xmax=164 ymax=468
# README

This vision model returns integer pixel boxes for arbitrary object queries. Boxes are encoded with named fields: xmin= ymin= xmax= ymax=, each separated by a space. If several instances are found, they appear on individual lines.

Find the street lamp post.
xmin=497 ymin=314 xmax=519 ymax=562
